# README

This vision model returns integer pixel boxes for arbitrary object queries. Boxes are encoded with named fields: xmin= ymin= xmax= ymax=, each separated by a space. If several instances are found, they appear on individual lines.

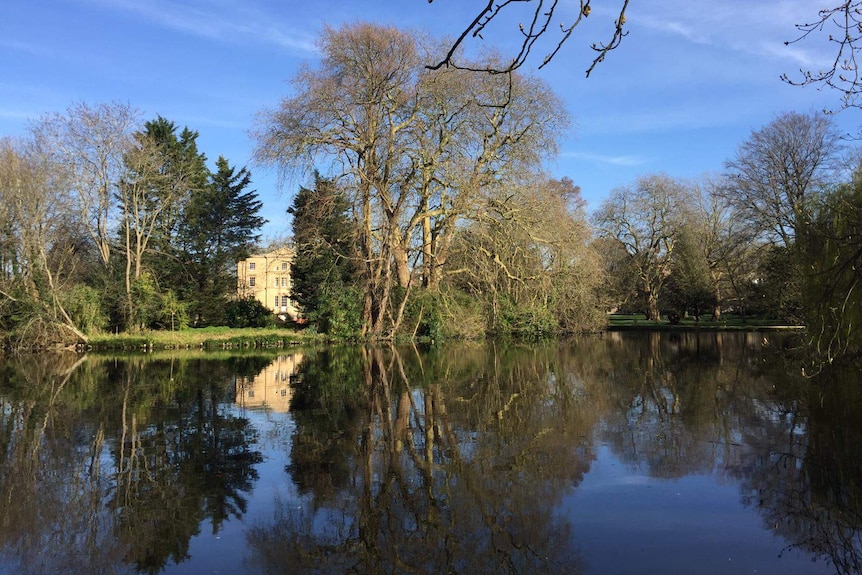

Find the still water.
xmin=0 ymin=332 xmax=859 ymax=575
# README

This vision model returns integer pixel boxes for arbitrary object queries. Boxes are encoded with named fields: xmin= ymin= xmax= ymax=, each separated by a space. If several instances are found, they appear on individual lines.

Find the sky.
xmin=2 ymin=0 xmax=859 ymax=240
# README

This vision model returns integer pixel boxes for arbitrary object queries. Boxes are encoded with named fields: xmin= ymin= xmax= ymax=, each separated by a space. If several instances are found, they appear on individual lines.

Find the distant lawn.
xmin=87 ymin=326 xmax=320 ymax=351
xmin=607 ymin=314 xmax=803 ymax=331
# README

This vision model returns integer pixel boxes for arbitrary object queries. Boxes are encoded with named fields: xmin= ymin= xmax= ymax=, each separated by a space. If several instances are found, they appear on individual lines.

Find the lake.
xmin=0 ymin=331 xmax=859 ymax=574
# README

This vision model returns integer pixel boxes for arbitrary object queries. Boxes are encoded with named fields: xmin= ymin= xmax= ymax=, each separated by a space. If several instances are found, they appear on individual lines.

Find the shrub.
xmin=224 ymin=296 xmax=276 ymax=328
xmin=60 ymin=285 xmax=109 ymax=335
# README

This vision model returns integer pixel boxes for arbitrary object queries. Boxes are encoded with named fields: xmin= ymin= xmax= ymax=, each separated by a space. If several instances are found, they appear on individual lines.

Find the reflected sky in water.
xmin=0 ymin=333 xmax=858 ymax=574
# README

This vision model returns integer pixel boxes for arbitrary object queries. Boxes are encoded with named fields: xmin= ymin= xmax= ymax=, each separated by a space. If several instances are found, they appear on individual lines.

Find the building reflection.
xmin=235 ymin=353 xmax=304 ymax=412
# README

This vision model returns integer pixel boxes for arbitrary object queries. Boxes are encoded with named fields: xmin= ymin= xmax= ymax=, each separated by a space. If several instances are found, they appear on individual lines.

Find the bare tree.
xmin=30 ymin=102 xmax=139 ymax=269
xmin=783 ymin=3 xmax=862 ymax=110
xmin=118 ymin=132 xmax=197 ymax=330
xmin=447 ymin=174 xmax=605 ymax=334
xmin=721 ymin=111 xmax=842 ymax=249
xmin=254 ymin=22 xmax=567 ymax=337
xmin=427 ymin=0 xmax=631 ymax=75
xmin=408 ymin=61 xmax=568 ymax=291
xmin=592 ymin=174 xmax=692 ymax=321
xmin=255 ymin=23 xmax=423 ymax=336
xmin=0 ymin=137 xmax=87 ymax=348
xmin=681 ymin=178 xmax=753 ymax=320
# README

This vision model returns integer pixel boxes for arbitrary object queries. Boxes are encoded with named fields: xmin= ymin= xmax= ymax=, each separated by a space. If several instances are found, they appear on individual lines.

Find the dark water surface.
xmin=0 ymin=332 xmax=860 ymax=574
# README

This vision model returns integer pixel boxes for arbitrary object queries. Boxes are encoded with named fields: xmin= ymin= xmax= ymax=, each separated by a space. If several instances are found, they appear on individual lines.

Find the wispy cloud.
xmin=561 ymin=151 xmax=647 ymax=167
xmin=632 ymin=0 xmax=826 ymax=68
xmin=0 ymin=38 xmax=52 ymax=57
xmin=0 ymin=107 xmax=38 ymax=121
xmin=85 ymin=0 xmax=318 ymax=54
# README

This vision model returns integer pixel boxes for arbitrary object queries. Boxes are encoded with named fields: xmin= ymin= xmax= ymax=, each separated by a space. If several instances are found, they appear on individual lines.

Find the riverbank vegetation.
xmin=1 ymin=22 xmax=860 ymax=363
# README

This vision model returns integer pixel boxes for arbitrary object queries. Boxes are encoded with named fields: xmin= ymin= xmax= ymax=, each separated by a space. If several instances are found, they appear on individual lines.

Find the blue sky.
xmin=2 ymin=1 xmax=858 ymax=239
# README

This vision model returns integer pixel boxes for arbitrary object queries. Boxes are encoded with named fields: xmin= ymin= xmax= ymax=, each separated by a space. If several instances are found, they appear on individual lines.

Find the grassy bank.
xmin=80 ymin=315 xmax=804 ymax=352
xmin=607 ymin=313 xmax=805 ymax=331
xmin=85 ymin=326 xmax=322 ymax=352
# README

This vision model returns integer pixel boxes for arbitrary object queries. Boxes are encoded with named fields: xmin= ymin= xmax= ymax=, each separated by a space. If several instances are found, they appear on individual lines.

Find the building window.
xmin=275 ymin=296 xmax=279 ymax=308
xmin=249 ymin=276 xmax=256 ymax=287
xmin=282 ymin=262 xmax=287 ymax=270
xmin=274 ymin=277 xmax=279 ymax=287
xmin=281 ymin=277 xmax=287 ymax=287
xmin=248 ymin=262 xmax=256 ymax=270
xmin=281 ymin=295 xmax=288 ymax=307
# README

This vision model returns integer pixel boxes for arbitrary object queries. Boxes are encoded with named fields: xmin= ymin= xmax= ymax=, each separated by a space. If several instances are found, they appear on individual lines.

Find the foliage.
xmin=396 ymin=288 xmax=444 ymax=341
xmin=178 ymin=156 xmax=265 ymax=326
xmin=311 ymin=286 xmax=364 ymax=339
xmin=444 ymin=176 xmax=604 ymax=337
xmin=224 ymin=296 xmax=276 ymax=329
xmin=803 ymin=178 xmax=862 ymax=361
xmin=59 ymin=284 xmax=109 ymax=335
xmin=664 ymin=225 xmax=718 ymax=320
xmin=120 ymin=272 xmax=189 ymax=332
xmin=288 ymin=173 xmax=359 ymax=323
xmin=495 ymin=296 xmax=557 ymax=340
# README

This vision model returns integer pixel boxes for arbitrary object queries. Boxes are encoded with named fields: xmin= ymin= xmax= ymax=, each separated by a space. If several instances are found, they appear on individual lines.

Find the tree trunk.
xmin=646 ymin=290 xmax=660 ymax=321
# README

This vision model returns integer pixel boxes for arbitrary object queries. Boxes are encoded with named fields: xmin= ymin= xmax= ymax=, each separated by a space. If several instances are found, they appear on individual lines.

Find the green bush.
xmin=224 ymin=296 xmax=276 ymax=328
xmin=60 ymin=285 xmax=109 ymax=335
xmin=495 ymin=297 xmax=556 ymax=340
xmin=313 ymin=286 xmax=363 ymax=338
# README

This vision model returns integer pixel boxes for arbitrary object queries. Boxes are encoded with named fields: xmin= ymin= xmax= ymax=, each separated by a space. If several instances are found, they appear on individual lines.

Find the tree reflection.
xmin=0 ymin=352 xmax=269 ymax=574
xmin=1 ymin=337 xmax=861 ymax=574
xmin=596 ymin=331 xmax=862 ymax=574
xmin=109 ymin=357 xmax=264 ymax=573
xmin=730 ymin=365 xmax=862 ymax=575
xmin=248 ymin=342 xmax=599 ymax=574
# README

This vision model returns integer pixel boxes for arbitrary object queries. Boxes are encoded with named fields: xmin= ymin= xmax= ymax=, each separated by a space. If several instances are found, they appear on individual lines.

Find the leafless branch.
xmin=782 ymin=2 xmax=862 ymax=110
xmin=427 ymin=0 xmax=630 ymax=75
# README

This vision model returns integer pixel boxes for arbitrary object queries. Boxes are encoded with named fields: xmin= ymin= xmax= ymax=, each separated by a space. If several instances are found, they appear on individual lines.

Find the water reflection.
xmin=236 ymin=352 xmax=304 ymax=412
xmin=0 ymin=352 xmax=274 ymax=575
xmin=254 ymin=344 xmax=589 ymax=574
xmin=0 ymin=335 xmax=859 ymax=574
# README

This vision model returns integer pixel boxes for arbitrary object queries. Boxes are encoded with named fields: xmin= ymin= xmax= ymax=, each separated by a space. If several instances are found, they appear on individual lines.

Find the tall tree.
xmin=664 ymin=224 xmax=716 ymax=321
xmin=289 ymin=173 xmax=361 ymax=334
xmin=29 ymin=102 xmax=138 ymax=269
xmin=117 ymin=118 xmax=207 ymax=330
xmin=254 ymin=22 xmax=567 ymax=337
xmin=720 ymin=112 xmax=843 ymax=324
xmin=593 ymin=174 xmax=692 ymax=321
xmin=0 ymin=137 xmax=87 ymax=348
xmin=255 ymin=23 xmax=421 ymax=337
xmin=179 ymin=157 xmax=265 ymax=326
xmin=721 ymin=111 xmax=841 ymax=250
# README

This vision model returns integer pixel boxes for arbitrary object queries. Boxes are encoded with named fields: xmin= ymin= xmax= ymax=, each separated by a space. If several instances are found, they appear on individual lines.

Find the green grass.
xmin=607 ymin=313 xmax=804 ymax=331
xmin=87 ymin=326 xmax=322 ymax=351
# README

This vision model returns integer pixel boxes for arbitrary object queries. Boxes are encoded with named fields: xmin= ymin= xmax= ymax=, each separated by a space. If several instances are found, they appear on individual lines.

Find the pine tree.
xmin=179 ymin=157 xmax=265 ymax=326
xmin=289 ymin=174 xmax=360 ymax=333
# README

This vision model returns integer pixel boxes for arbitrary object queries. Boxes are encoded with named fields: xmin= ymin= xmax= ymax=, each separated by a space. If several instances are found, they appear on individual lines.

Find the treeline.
xmin=262 ymin=23 xmax=860 ymax=360
xmin=0 ymin=105 xmax=267 ymax=351
xmin=2 ymin=21 xmax=861 ymax=363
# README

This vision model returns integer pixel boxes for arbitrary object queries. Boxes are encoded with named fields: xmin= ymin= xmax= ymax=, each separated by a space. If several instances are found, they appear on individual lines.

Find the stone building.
xmin=236 ymin=246 xmax=300 ymax=320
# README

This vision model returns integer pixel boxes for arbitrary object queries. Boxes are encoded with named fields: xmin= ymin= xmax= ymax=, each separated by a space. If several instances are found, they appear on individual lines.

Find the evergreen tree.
xmin=116 ymin=116 xmax=209 ymax=330
xmin=179 ymin=157 xmax=265 ymax=326
xmin=143 ymin=118 xmax=209 ymax=286
xmin=664 ymin=226 xmax=717 ymax=322
xmin=289 ymin=174 xmax=360 ymax=333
